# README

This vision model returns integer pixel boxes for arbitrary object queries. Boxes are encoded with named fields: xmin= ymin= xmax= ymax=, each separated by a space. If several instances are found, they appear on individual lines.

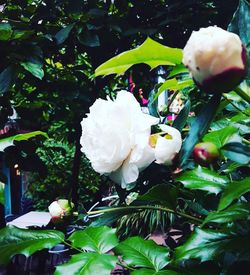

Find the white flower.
xmin=183 ymin=26 xmax=247 ymax=93
xmin=151 ymin=124 xmax=182 ymax=165
xmin=80 ymin=91 xmax=159 ymax=188
xmin=48 ymin=199 xmax=73 ymax=223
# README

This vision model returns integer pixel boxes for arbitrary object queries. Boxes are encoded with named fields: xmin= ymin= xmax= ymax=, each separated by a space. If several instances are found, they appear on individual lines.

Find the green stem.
xmin=87 ymin=205 xmax=203 ymax=224
xmin=117 ymin=262 xmax=135 ymax=271
xmin=243 ymin=138 xmax=250 ymax=145
xmin=62 ymin=239 xmax=83 ymax=253
xmin=234 ymin=86 xmax=250 ymax=104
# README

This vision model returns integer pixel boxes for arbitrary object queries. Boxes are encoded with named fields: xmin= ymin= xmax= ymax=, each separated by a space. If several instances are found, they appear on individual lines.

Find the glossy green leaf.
xmin=179 ymin=93 xmax=221 ymax=168
xmin=0 ymin=226 xmax=64 ymax=265
xmin=95 ymin=37 xmax=182 ymax=76
xmin=176 ymin=167 xmax=228 ymax=194
xmin=175 ymin=227 xmax=250 ymax=262
xmin=55 ymin=24 xmax=74 ymax=44
xmin=132 ymin=269 xmax=178 ymax=275
xmin=55 ymin=252 xmax=117 ymax=275
xmin=0 ymin=131 xmax=48 ymax=152
xmin=0 ymin=23 xmax=12 ymax=40
xmin=221 ymin=142 xmax=250 ymax=164
xmin=203 ymin=202 xmax=250 ymax=225
xmin=136 ymin=184 xmax=178 ymax=209
xmin=0 ymin=66 xmax=15 ymax=94
xmin=0 ymin=182 xmax=4 ymax=205
xmin=68 ymin=226 xmax=118 ymax=253
xmin=20 ymin=61 xmax=44 ymax=80
xmin=172 ymin=100 xmax=191 ymax=131
xmin=218 ymin=177 xmax=250 ymax=210
xmin=115 ymin=236 xmax=169 ymax=271
xmin=203 ymin=126 xmax=239 ymax=149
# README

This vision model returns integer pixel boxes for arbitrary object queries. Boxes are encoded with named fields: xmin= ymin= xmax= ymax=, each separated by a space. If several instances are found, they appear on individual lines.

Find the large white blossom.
xmin=81 ymin=91 xmax=159 ymax=188
xmin=183 ymin=26 xmax=246 ymax=92
xmin=81 ymin=91 xmax=183 ymax=188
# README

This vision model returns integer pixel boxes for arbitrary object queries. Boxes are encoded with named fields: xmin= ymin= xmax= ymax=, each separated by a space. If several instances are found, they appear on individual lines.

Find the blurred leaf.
xmin=90 ymin=208 xmax=138 ymax=227
xmin=228 ymin=0 xmax=250 ymax=82
xmin=221 ymin=142 xmax=250 ymax=164
xmin=0 ymin=182 xmax=4 ymax=205
xmin=168 ymin=64 xmax=189 ymax=78
xmin=203 ymin=202 xmax=250 ymax=225
xmin=175 ymin=227 xmax=250 ymax=262
xmin=172 ymin=100 xmax=191 ymax=131
xmin=78 ymin=31 xmax=100 ymax=47
xmin=218 ymin=177 xmax=250 ymax=210
xmin=0 ymin=226 xmax=64 ymax=265
xmin=179 ymin=94 xmax=221 ymax=168
xmin=95 ymin=37 xmax=182 ymax=76
xmin=148 ymin=89 xmax=160 ymax=118
xmin=132 ymin=269 xmax=178 ymax=275
xmin=20 ymin=60 xmax=44 ymax=80
xmin=0 ymin=23 xmax=12 ymax=40
xmin=0 ymin=66 xmax=15 ymax=94
xmin=68 ymin=226 xmax=118 ymax=253
xmin=176 ymin=167 xmax=228 ymax=194
xmin=154 ymin=79 xmax=194 ymax=102
xmin=55 ymin=252 xmax=117 ymax=275
xmin=136 ymin=184 xmax=178 ymax=209
xmin=0 ymin=131 xmax=48 ymax=152
xmin=115 ymin=236 xmax=169 ymax=271
xmin=55 ymin=24 xmax=75 ymax=44
xmin=203 ymin=126 xmax=239 ymax=149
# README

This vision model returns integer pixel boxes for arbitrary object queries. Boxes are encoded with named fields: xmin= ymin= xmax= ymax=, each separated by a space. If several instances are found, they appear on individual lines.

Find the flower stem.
xmin=87 ymin=205 xmax=203 ymax=224
xmin=234 ymin=86 xmax=250 ymax=104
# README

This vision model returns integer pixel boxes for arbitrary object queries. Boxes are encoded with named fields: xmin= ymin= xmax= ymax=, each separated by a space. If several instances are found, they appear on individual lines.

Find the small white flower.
xmin=152 ymin=124 xmax=182 ymax=165
xmin=80 ymin=91 xmax=159 ymax=188
xmin=183 ymin=26 xmax=247 ymax=93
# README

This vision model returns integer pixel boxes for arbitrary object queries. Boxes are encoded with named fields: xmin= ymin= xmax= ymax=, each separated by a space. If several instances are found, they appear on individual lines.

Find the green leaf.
xmin=95 ymin=37 xmax=182 ymax=76
xmin=68 ymin=226 xmax=118 ymax=253
xmin=228 ymin=0 xmax=250 ymax=82
xmin=0 ymin=182 xmax=4 ymax=205
xmin=0 ymin=131 xmax=48 ymax=152
xmin=55 ymin=252 xmax=117 ymax=275
xmin=78 ymin=32 xmax=100 ymax=47
xmin=20 ymin=61 xmax=44 ymax=80
xmin=136 ymin=184 xmax=178 ymax=209
xmin=0 ymin=23 xmax=12 ymax=40
xmin=203 ymin=126 xmax=239 ymax=149
xmin=154 ymin=79 xmax=194 ymax=102
xmin=132 ymin=269 xmax=178 ymax=275
xmin=55 ymin=24 xmax=74 ymax=44
xmin=115 ymin=236 xmax=169 ymax=271
xmin=179 ymin=93 xmax=221 ymax=168
xmin=218 ymin=177 xmax=250 ymax=210
xmin=221 ymin=142 xmax=250 ymax=164
xmin=0 ymin=66 xmax=15 ymax=94
xmin=203 ymin=202 xmax=250 ymax=225
xmin=172 ymin=100 xmax=191 ymax=131
xmin=168 ymin=64 xmax=189 ymax=78
xmin=148 ymin=89 xmax=160 ymax=118
xmin=176 ymin=167 xmax=228 ymax=194
xmin=175 ymin=227 xmax=250 ymax=262
xmin=0 ymin=226 xmax=64 ymax=265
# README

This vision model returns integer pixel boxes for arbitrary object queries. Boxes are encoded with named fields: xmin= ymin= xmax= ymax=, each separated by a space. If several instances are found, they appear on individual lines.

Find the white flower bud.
xmin=48 ymin=199 xmax=73 ymax=223
xmin=183 ymin=26 xmax=247 ymax=93
xmin=151 ymin=125 xmax=182 ymax=165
